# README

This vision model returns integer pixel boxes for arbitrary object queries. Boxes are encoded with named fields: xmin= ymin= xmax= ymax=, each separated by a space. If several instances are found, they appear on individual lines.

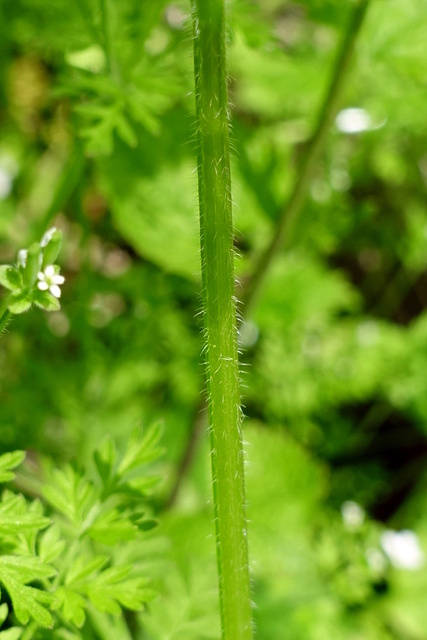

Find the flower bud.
xmin=41 ymin=229 xmax=62 ymax=269
xmin=23 ymin=243 xmax=42 ymax=286
xmin=17 ymin=249 xmax=28 ymax=268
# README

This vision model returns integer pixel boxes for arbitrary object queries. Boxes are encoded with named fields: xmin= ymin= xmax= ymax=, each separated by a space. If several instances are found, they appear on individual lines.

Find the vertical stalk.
xmin=191 ymin=1 xmax=253 ymax=639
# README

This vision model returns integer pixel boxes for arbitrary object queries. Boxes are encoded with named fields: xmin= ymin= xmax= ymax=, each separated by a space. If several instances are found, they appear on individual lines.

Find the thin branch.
xmin=75 ymin=0 xmax=113 ymax=76
xmin=165 ymin=393 xmax=208 ymax=509
xmin=241 ymin=0 xmax=371 ymax=315
xmin=99 ymin=0 xmax=113 ymax=75
xmin=75 ymin=0 xmax=100 ymax=47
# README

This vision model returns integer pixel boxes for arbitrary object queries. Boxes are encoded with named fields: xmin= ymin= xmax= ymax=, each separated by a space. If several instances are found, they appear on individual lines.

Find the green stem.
xmin=242 ymin=0 xmax=370 ymax=315
xmin=20 ymin=621 xmax=38 ymax=640
xmin=191 ymin=1 xmax=252 ymax=639
xmin=87 ymin=605 xmax=134 ymax=640
xmin=76 ymin=0 xmax=100 ymax=46
xmin=0 ymin=307 xmax=11 ymax=336
xmin=76 ymin=0 xmax=113 ymax=75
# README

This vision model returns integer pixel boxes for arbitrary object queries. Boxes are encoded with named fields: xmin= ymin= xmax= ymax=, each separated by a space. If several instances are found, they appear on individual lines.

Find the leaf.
xmin=81 ymin=118 xmax=115 ymax=156
xmin=120 ymin=475 xmax=160 ymax=497
xmin=0 ymin=492 xmax=51 ymax=558
xmin=0 ymin=491 xmax=31 ymax=519
xmin=98 ymin=155 xmax=201 ymax=279
xmin=0 ymin=505 xmax=51 ymax=536
xmin=93 ymin=436 xmax=117 ymax=488
xmin=32 ymin=290 xmax=61 ymax=312
xmin=65 ymin=555 xmax=109 ymax=587
xmin=118 ymin=423 xmax=164 ymax=476
xmin=94 ymin=430 xmax=162 ymax=502
xmin=0 ymin=557 xmax=56 ymax=584
xmin=54 ymin=555 xmax=109 ymax=627
xmin=7 ymin=294 xmax=31 ymax=315
xmin=0 ymin=266 xmax=21 ymax=291
xmin=84 ymin=566 xmax=154 ymax=614
xmin=38 ymin=525 xmax=66 ymax=564
xmin=0 ymin=451 xmax=25 ymax=483
xmin=0 ymin=565 xmax=55 ymax=627
xmin=63 ymin=556 xmax=154 ymax=618
xmin=0 ymin=628 xmax=23 ymax=640
xmin=88 ymin=510 xmax=137 ymax=545
xmin=42 ymin=466 xmax=97 ymax=529
xmin=52 ymin=586 xmax=86 ymax=628
xmin=0 ymin=604 xmax=8 ymax=626
xmin=116 ymin=112 xmax=137 ymax=148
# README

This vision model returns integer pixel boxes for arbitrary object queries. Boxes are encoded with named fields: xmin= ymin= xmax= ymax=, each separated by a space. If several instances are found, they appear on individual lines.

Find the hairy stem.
xmin=0 ymin=308 xmax=11 ymax=336
xmin=242 ymin=0 xmax=371 ymax=314
xmin=191 ymin=1 xmax=252 ymax=638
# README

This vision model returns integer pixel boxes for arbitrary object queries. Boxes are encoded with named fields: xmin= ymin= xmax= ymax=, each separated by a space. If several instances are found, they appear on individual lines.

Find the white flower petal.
xmin=44 ymin=265 xmax=55 ymax=277
xmin=50 ymin=284 xmax=62 ymax=298
xmin=381 ymin=530 xmax=424 ymax=570
xmin=37 ymin=271 xmax=46 ymax=281
xmin=38 ymin=281 xmax=49 ymax=291
xmin=53 ymin=274 xmax=65 ymax=285
xmin=336 ymin=108 xmax=373 ymax=134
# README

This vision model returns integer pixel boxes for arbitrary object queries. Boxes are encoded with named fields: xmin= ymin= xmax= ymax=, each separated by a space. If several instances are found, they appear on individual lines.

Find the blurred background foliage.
xmin=1 ymin=0 xmax=427 ymax=637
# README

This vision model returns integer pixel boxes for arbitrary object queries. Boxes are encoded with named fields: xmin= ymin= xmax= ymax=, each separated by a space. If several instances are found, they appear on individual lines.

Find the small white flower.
xmin=37 ymin=265 xmax=65 ymax=298
xmin=341 ymin=501 xmax=365 ymax=530
xmin=336 ymin=108 xmax=373 ymax=134
xmin=381 ymin=530 xmax=424 ymax=570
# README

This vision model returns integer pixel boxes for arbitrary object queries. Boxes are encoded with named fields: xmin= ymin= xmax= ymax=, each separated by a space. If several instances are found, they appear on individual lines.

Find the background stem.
xmin=241 ymin=0 xmax=370 ymax=315
xmin=99 ymin=0 xmax=113 ymax=74
xmin=191 ymin=1 xmax=253 ymax=638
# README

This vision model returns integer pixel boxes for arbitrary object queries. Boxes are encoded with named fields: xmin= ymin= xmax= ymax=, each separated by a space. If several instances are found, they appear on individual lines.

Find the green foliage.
xmin=8 ymin=0 xmax=181 ymax=157
xmin=1 ymin=0 xmax=427 ymax=638
xmin=0 ymin=427 xmax=160 ymax=637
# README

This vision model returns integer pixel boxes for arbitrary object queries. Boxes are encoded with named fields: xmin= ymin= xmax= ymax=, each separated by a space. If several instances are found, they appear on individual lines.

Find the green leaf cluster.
xmin=7 ymin=0 xmax=184 ymax=156
xmin=0 ymin=425 xmax=162 ymax=638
